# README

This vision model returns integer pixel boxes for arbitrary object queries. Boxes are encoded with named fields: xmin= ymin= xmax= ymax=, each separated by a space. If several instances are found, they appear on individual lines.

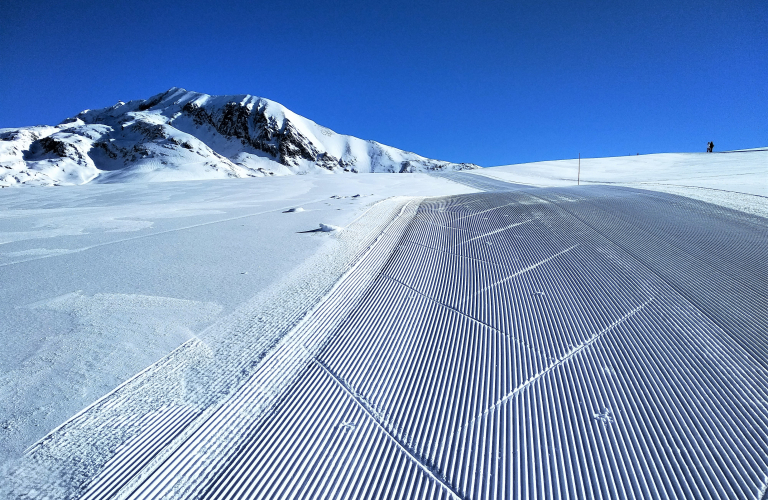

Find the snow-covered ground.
xmin=1 ymin=145 xmax=766 ymax=496
xmin=0 ymin=173 xmax=474 ymax=471
xmin=470 ymin=149 xmax=768 ymax=217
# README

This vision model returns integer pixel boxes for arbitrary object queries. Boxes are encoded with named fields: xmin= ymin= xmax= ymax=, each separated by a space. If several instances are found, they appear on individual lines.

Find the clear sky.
xmin=1 ymin=0 xmax=766 ymax=166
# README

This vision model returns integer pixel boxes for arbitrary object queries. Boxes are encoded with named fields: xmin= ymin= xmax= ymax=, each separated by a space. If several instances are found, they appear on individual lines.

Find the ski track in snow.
xmin=4 ymin=170 xmax=768 ymax=499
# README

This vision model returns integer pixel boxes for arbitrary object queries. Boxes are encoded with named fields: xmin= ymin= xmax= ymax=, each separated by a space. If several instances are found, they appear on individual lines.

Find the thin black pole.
xmin=578 ymin=153 xmax=580 ymax=185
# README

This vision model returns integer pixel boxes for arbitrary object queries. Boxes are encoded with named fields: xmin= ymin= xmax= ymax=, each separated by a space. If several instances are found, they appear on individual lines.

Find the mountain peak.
xmin=0 ymin=89 xmax=479 ymax=187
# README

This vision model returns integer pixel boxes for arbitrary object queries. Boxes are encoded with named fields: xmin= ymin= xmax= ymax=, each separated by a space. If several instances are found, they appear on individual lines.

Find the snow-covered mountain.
xmin=0 ymin=88 xmax=479 ymax=187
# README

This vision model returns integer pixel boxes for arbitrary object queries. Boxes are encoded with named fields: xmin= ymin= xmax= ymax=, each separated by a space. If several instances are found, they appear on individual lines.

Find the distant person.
xmin=707 ymin=141 xmax=714 ymax=153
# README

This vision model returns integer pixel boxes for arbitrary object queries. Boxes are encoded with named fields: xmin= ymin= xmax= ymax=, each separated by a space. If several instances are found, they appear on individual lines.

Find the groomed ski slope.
xmin=2 ymin=150 xmax=767 ymax=499
xmin=179 ymin=183 xmax=768 ymax=500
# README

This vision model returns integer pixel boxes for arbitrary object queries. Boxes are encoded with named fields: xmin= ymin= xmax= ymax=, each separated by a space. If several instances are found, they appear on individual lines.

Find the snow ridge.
xmin=0 ymin=88 xmax=479 ymax=187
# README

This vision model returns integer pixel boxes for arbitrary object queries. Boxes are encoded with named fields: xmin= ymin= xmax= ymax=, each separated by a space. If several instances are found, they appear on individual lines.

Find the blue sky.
xmin=2 ymin=0 xmax=765 ymax=166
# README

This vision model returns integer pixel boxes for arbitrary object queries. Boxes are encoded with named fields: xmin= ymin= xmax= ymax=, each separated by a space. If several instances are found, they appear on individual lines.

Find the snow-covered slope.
xmin=0 ymin=88 xmax=479 ymax=187
xmin=473 ymin=149 xmax=768 ymax=195
xmin=466 ymin=149 xmax=768 ymax=217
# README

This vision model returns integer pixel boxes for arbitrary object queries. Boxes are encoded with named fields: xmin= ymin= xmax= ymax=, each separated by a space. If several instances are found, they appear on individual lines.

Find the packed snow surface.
xmin=0 ymin=88 xmax=479 ymax=187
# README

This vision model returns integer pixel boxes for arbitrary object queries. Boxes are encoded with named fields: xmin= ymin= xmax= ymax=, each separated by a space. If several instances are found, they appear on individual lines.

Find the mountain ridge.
xmin=0 ymin=87 xmax=479 ymax=187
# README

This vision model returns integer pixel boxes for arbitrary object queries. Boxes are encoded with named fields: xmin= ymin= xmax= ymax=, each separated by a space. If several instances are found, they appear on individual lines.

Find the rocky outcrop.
xmin=182 ymin=101 xmax=345 ymax=170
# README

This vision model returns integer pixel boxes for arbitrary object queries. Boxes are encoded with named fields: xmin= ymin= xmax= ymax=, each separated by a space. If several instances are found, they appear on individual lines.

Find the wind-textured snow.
xmin=0 ymin=88 xmax=479 ymax=187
